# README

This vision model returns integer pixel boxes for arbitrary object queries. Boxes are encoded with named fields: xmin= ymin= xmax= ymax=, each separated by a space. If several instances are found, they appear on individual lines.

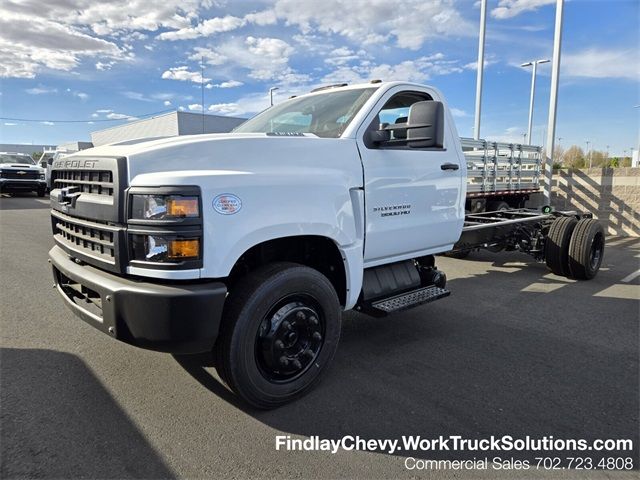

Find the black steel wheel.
xmin=487 ymin=200 xmax=509 ymax=212
xmin=545 ymin=216 xmax=578 ymax=277
xmin=568 ymin=218 xmax=605 ymax=280
xmin=255 ymin=294 xmax=325 ymax=383
xmin=215 ymin=262 xmax=341 ymax=409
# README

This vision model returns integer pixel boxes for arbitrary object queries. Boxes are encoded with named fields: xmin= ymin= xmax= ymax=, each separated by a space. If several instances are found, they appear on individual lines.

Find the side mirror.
xmin=367 ymin=125 xmax=391 ymax=145
xmin=406 ymin=101 xmax=444 ymax=148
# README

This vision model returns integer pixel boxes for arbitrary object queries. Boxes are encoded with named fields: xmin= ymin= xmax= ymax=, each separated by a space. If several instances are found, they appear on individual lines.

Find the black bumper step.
xmin=371 ymin=286 xmax=450 ymax=314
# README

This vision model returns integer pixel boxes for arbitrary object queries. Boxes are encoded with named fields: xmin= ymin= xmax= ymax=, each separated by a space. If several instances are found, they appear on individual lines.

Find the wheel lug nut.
xmin=304 ymin=349 xmax=314 ymax=358
xmin=296 ymin=311 xmax=306 ymax=320
xmin=308 ymin=316 xmax=318 ymax=325
xmin=274 ymin=340 xmax=284 ymax=349
xmin=292 ymin=359 xmax=302 ymax=370
xmin=282 ymin=320 xmax=292 ymax=330
xmin=312 ymin=332 xmax=322 ymax=341
xmin=279 ymin=356 xmax=289 ymax=366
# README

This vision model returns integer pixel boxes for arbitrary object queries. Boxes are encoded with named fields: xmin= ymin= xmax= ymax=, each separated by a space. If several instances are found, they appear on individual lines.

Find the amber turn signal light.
xmin=167 ymin=239 xmax=200 ymax=259
xmin=167 ymin=197 xmax=199 ymax=218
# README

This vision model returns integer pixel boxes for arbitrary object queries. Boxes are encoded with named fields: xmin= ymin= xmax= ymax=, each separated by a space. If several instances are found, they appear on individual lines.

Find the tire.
xmin=215 ymin=262 xmax=341 ymax=409
xmin=487 ymin=200 xmax=509 ymax=212
xmin=545 ymin=216 xmax=578 ymax=277
xmin=37 ymin=187 xmax=46 ymax=197
xmin=567 ymin=219 xmax=605 ymax=280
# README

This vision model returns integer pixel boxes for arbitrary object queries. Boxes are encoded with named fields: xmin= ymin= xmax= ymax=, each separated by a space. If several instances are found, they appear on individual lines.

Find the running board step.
xmin=371 ymin=286 xmax=451 ymax=314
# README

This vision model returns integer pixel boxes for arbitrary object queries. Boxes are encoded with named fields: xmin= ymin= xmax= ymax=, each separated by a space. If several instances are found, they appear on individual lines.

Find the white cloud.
xmin=562 ymin=48 xmax=639 ymax=81
xmin=272 ymin=0 xmax=471 ymax=50
xmin=208 ymin=103 xmax=241 ymax=114
xmin=491 ymin=0 xmax=555 ymax=19
xmin=41 ymin=121 xmax=55 ymax=125
xmin=191 ymin=37 xmax=299 ymax=82
xmin=325 ymin=47 xmax=362 ymax=66
xmin=0 ymin=0 xmax=208 ymax=78
xmin=164 ymin=100 xmax=172 ymax=106
xmin=96 ymin=109 xmax=113 ymax=113
xmin=322 ymin=53 xmax=462 ymax=84
xmin=25 ymin=86 xmax=57 ymax=95
xmin=211 ymin=80 xmax=244 ymax=88
xmin=244 ymin=10 xmax=278 ymax=26
xmin=75 ymin=92 xmax=89 ymax=101
xmin=106 ymin=112 xmax=135 ymax=120
xmin=463 ymin=58 xmax=497 ymax=70
xmin=190 ymin=47 xmax=228 ymax=66
xmin=188 ymin=103 xmax=203 ymax=111
xmin=4 ymin=122 xmax=18 ymax=126
xmin=161 ymin=66 xmax=210 ymax=83
xmin=157 ymin=15 xmax=246 ymax=41
xmin=96 ymin=61 xmax=115 ymax=71
xmin=486 ymin=126 xmax=527 ymax=143
xmin=0 ymin=6 xmax=124 ymax=78
xmin=450 ymin=108 xmax=469 ymax=118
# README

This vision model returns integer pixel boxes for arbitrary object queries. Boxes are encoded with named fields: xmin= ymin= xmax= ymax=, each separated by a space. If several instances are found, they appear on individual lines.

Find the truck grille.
xmin=52 ymin=170 xmax=114 ymax=196
xmin=52 ymin=211 xmax=118 ymax=264
xmin=1 ymin=170 xmax=39 ymax=180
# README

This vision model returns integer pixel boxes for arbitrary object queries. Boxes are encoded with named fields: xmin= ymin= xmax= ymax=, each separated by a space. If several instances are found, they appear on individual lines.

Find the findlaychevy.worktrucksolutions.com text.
xmin=275 ymin=435 xmax=633 ymax=455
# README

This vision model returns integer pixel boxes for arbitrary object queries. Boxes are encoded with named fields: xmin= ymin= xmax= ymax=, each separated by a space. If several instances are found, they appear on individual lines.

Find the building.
xmin=90 ymin=111 xmax=246 ymax=147
xmin=57 ymin=141 xmax=93 ymax=152
xmin=0 ymin=143 xmax=56 ymax=155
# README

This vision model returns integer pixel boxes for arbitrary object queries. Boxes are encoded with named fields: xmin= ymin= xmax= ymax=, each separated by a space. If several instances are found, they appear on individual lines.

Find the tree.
xmin=562 ymin=145 xmax=585 ymax=168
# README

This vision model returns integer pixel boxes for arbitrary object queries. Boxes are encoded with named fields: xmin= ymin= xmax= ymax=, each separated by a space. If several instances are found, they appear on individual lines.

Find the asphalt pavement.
xmin=1 ymin=193 xmax=638 ymax=479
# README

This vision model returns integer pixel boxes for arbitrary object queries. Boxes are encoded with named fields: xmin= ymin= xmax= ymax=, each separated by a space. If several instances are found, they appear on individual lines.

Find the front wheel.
xmin=37 ymin=187 xmax=46 ymax=197
xmin=215 ymin=262 xmax=341 ymax=409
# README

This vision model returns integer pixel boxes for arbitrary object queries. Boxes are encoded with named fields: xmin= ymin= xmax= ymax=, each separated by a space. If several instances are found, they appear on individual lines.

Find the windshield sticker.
xmin=213 ymin=194 xmax=242 ymax=215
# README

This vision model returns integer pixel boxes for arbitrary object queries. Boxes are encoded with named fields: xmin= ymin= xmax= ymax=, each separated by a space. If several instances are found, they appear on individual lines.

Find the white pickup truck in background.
xmin=48 ymin=81 xmax=605 ymax=408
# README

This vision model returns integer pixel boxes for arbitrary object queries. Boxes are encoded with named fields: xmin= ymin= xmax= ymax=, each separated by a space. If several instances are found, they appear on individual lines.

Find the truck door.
xmin=357 ymin=89 xmax=465 ymax=265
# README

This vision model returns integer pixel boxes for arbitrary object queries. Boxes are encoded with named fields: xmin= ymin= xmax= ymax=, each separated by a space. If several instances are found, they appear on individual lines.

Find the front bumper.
xmin=49 ymin=245 xmax=227 ymax=354
xmin=0 ymin=178 xmax=46 ymax=191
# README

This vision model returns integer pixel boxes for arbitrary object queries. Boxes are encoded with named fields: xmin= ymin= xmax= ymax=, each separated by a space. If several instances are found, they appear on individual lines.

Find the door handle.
xmin=441 ymin=163 xmax=459 ymax=171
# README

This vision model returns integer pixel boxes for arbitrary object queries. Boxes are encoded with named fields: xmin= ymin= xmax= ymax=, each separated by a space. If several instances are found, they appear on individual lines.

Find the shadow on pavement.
xmin=175 ymin=246 xmax=639 ymax=463
xmin=0 ymin=194 xmax=50 ymax=210
xmin=0 ymin=348 xmax=175 ymax=479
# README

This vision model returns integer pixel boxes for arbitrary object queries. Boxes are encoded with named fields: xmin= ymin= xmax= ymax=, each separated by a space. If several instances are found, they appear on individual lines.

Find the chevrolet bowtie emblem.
xmin=17 ymin=171 xmax=26 ymax=175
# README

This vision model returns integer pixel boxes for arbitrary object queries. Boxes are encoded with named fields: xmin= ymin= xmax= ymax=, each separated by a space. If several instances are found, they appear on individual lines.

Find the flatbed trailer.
xmin=461 ymin=137 xmax=543 ymax=212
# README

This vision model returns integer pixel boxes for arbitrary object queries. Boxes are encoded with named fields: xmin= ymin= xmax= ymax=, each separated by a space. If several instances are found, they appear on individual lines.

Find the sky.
xmin=0 ymin=0 xmax=638 ymax=156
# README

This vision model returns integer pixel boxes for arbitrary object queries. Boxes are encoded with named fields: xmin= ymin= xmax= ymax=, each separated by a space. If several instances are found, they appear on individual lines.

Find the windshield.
xmin=234 ymin=87 xmax=378 ymax=138
xmin=0 ymin=154 xmax=35 ymax=165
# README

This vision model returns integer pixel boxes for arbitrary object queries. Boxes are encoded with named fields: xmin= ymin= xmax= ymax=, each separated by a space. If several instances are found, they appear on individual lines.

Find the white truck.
xmin=0 ymin=152 xmax=47 ymax=197
xmin=48 ymin=81 xmax=605 ymax=408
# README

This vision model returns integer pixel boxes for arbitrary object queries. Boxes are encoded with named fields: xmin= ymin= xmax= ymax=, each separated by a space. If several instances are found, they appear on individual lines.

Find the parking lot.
xmin=1 ymin=193 xmax=638 ymax=479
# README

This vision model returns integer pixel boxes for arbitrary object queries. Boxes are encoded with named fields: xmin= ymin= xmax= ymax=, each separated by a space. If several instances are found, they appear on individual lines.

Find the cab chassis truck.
xmin=48 ymin=82 xmax=605 ymax=408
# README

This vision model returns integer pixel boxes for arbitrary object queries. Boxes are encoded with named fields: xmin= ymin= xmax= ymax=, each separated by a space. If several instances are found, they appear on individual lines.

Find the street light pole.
xmin=473 ymin=0 xmax=487 ymax=140
xmin=543 ymin=0 xmax=564 ymax=204
xmin=269 ymin=87 xmax=279 ymax=107
xmin=521 ymin=59 xmax=550 ymax=145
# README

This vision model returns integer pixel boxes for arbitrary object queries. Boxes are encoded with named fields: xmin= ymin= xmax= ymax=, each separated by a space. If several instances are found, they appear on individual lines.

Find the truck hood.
xmin=72 ymin=133 xmax=361 ymax=183
xmin=0 ymin=164 xmax=44 ymax=172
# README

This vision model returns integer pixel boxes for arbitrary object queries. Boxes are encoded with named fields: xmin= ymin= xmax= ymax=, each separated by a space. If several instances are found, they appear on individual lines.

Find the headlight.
xmin=39 ymin=174 xmax=45 ymax=180
xmin=130 ymin=234 xmax=200 ymax=262
xmin=130 ymin=194 xmax=200 ymax=220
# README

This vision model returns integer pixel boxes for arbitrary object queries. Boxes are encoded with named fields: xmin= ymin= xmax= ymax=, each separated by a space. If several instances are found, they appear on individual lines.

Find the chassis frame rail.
xmin=453 ymin=208 xmax=590 ymax=261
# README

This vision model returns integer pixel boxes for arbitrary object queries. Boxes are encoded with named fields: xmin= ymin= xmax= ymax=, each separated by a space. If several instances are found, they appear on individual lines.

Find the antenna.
xmin=201 ymin=55 xmax=205 ymax=134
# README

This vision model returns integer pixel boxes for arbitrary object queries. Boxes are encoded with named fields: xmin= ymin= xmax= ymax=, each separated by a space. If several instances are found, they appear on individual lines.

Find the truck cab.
xmin=48 ymin=82 xmax=604 ymax=408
